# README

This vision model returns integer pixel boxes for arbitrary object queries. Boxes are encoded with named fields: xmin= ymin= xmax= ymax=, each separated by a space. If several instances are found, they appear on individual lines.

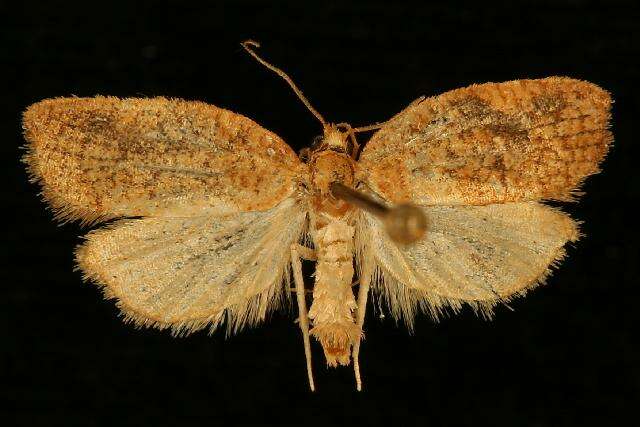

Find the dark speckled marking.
xmin=358 ymin=77 xmax=612 ymax=205
xmin=23 ymin=96 xmax=308 ymax=224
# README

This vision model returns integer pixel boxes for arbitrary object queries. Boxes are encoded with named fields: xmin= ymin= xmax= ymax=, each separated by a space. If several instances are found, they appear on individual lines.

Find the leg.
xmin=291 ymin=243 xmax=316 ymax=391
xmin=352 ymin=258 xmax=372 ymax=391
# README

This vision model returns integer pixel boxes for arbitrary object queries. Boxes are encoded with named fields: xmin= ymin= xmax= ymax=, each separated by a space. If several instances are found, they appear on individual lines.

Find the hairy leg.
xmin=352 ymin=258 xmax=372 ymax=391
xmin=291 ymin=243 xmax=316 ymax=391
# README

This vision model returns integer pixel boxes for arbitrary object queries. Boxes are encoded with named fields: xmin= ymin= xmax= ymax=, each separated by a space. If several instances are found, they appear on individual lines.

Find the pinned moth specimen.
xmin=22 ymin=41 xmax=612 ymax=391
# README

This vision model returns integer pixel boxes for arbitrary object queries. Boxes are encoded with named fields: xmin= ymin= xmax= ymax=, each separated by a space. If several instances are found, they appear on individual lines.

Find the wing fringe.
xmin=355 ymin=209 xmax=580 ymax=331
xmin=22 ymin=147 xmax=117 ymax=226
xmin=75 ymin=242 xmax=294 ymax=337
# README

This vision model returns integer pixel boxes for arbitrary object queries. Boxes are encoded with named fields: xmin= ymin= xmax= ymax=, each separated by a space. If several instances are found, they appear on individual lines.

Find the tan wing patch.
xmin=355 ymin=201 xmax=578 ymax=328
xmin=358 ymin=77 xmax=612 ymax=205
xmin=76 ymin=197 xmax=307 ymax=336
xmin=23 ymin=97 xmax=307 ymax=224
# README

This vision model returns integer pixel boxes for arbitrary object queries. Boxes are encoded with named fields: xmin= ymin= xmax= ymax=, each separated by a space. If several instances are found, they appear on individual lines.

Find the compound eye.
xmin=298 ymin=147 xmax=311 ymax=162
xmin=310 ymin=135 xmax=323 ymax=149
xmin=345 ymin=138 xmax=356 ymax=156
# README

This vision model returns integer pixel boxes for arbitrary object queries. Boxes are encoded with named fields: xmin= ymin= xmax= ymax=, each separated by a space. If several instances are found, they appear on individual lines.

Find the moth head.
xmin=305 ymin=124 xmax=358 ymax=159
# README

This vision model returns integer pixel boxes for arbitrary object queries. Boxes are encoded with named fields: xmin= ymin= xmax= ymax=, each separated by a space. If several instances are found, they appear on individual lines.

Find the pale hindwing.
xmin=76 ymin=198 xmax=307 ymax=335
xmin=357 ymin=77 xmax=612 ymax=205
xmin=22 ymin=97 xmax=306 ymax=224
xmin=356 ymin=201 xmax=578 ymax=328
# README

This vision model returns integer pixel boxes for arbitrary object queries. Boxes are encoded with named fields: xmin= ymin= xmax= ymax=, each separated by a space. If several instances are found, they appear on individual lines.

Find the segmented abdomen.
xmin=308 ymin=219 xmax=360 ymax=366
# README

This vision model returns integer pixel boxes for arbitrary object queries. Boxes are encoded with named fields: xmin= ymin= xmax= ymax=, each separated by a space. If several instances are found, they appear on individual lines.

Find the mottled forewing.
xmin=76 ymin=198 xmax=307 ymax=335
xmin=358 ymin=77 xmax=611 ymax=205
xmin=23 ymin=97 xmax=306 ymax=223
xmin=355 ymin=202 xmax=578 ymax=327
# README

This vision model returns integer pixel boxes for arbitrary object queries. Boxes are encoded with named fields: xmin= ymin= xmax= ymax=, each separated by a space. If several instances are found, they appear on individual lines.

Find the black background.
xmin=4 ymin=1 xmax=638 ymax=425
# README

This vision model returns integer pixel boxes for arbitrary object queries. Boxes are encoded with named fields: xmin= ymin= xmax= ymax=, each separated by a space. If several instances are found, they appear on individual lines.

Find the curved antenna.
xmin=241 ymin=40 xmax=327 ymax=127
xmin=351 ymin=96 xmax=427 ymax=133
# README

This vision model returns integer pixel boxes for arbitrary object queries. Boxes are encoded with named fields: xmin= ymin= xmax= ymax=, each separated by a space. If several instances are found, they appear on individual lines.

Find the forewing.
xmin=76 ymin=198 xmax=307 ymax=335
xmin=358 ymin=77 xmax=612 ymax=205
xmin=23 ymin=97 xmax=306 ymax=224
xmin=355 ymin=201 xmax=578 ymax=327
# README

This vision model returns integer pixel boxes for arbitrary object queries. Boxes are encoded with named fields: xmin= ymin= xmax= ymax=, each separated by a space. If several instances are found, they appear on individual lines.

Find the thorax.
xmin=308 ymin=149 xmax=356 ymax=226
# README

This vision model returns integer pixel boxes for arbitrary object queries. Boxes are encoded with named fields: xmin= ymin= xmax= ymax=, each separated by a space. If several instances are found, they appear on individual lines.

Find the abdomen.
xmin=308 ymin=219 xmax=360 ymax=366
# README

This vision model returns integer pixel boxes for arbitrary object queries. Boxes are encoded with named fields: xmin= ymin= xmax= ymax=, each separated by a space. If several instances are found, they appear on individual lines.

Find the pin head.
xmin=330 ymin=182 xmax=428 ymax=245
xmin=383 ymin=204 xmax=428 ymax=245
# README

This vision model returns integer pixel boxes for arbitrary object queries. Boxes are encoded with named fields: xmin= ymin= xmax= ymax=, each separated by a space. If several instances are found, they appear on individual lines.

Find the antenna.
xmin=351 ymin=122 xmax=386 ymax=133
xmin=241 ymin=40 xmax=327 ymax=128
xmin=350 ymin=96 xmax=426 ymax=133
xmin=330 ymin=183 xmax=427 ymax=244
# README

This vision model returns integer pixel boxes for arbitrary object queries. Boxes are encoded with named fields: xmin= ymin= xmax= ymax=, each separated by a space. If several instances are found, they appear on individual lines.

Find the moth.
xmin=22 ymin=41 xmax=612 ymax=391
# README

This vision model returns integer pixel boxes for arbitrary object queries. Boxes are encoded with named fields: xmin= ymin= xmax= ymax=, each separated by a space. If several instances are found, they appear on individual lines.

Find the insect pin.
xmin=22 ymin=40 xmax=612 ymax=391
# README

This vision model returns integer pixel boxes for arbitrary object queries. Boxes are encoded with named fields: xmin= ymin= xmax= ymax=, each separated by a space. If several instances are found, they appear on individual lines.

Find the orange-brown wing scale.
xmin=23 ymin=97 xmax=306 ymax=224
xmin=357 ymin=77 xmax=612 ymax=205
xmin=355 ymin=77 xmax=612 ymax=325
xmin=23 ymin=97 xmax=309 ymax=335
